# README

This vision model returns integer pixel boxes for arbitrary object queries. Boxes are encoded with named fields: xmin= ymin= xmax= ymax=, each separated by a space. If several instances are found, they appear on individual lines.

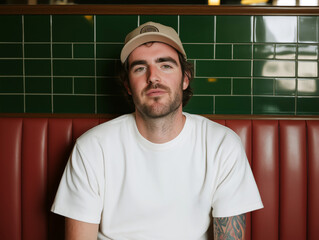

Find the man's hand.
xmin=65 ymin=218 xmax=99 ymax=240
xmin=213 ymin=214 xmax=246 ymax=240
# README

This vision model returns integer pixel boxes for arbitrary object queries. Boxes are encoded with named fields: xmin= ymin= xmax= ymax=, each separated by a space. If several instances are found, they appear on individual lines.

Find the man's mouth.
xmin=144 ymin=83 xmax=169 ymax=97
xmin=146 ymin=89 xmax=167 ymax=97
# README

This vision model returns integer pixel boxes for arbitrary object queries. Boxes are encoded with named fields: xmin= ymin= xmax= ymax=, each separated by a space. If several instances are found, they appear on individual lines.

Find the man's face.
xmin=126 ymin=42 xmax=189 ymax=119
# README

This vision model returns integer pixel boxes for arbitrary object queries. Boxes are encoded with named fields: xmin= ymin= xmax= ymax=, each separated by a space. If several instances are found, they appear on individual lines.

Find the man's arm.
xmin=213 ymin=214 xmax=246 ymax=240
xmin=65 ymin=218 xmax=99 ymax=240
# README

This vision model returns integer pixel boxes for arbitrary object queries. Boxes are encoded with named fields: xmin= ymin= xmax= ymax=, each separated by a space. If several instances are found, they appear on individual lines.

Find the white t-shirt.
xmin=51 ymin=113 xmax=263 ymax=240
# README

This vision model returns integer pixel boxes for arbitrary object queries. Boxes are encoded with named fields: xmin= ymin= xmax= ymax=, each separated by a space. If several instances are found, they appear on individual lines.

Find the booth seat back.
xmin=0 ymin=117 xmax=319 ymax=240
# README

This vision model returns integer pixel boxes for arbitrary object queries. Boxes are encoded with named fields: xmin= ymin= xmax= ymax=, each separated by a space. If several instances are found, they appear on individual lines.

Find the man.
xmin=51 ymin=22 xmax=263 ymax=240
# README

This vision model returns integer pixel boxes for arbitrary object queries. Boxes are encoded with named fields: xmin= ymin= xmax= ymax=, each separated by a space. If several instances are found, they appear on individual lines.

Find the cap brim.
xmin=120 ymin=32 xmax=186 ymax=63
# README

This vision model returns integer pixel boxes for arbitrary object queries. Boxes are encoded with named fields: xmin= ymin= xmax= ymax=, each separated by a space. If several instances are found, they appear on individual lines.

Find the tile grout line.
xmin=94 ymin=15 xmax=97 ymax=114
xmin=22 ymin=15 xmax=26 ymax=113
xmin=251 ymin=15 xmax=254 ymax=115
xmin=50 ymin=15 xmax=54 ymax=113
xmin=213 ymin=15 xmax=216 ymax=60
xmin=295 ymin=16 xmax=299 ymax=116
xmin=213 ymin=15 xmax=217 ymax=114
xmin=177 ymin=15 xmax=180 ymax=35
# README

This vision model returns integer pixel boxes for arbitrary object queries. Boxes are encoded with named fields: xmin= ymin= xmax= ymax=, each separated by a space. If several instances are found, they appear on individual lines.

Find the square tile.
xmin=0 ymin=44 xmax=22 ymax=58
xmin=96 ymin=44 xmax=123 ymax=59
xmin=52 ymin=15 xmax=94 ymax=42
xmin=215 ymin=96 xmax=251 ymax=114
xmin=233 ymin=44 xmax=252 ymax=59
xmin=24 ymin=15 xmax=50 ymax=42
xmin=0 ymin=95 xmax=24 ymax=113
xmin=24 ymin=44 xmax=51 ymax=58
xmin=183 ymin=96 xmax=214 ymax=114
xmin=297 ymin=97 xmax=319 ymax=115
xmin=298 ymin=61 xmax=318 ymax=77
xmin=298 ymin=16 xmax=319 ymax=43
xmin=74 ymin=44 xmax=94 ymax=58
xmin=96 ymin=15 xmax=137 ymax=42
xmin=25 ymin=95 xmax=52 ymax=113
xmin=97 ymin=96 xmax=133 ymax=114
xmin=25 ymin=60 xmax=51 ymax=76
xmin=25 ymin=77 xmax=51 ymax=93
xmin=255 ymin=16 xmax=297 ymax=43
xmin=275 ymin=78 xmax=296 ymax=96
xmin=216 ymin=16 xmax=252 ymax=43
xmin=183 ymin=44 xmax=214 ymax=59
xmin=253 ymin=60 xmax=295 ymax=77
xmin=97 ymin=77 xmax=123 ymax=95
xmin=53 ymin=44 xmax=72 ymax=58
xmin=53 ymin=60 xmax=94 ymax=76
xmin=74 ymin=77 xmax=95 ymax=94
xmin=196 ymin=60 xmax=251 ymax=77
xmin=0 ymin=15 xmax=22 ymax=42
xmin=180 ymin=16 xmax=214 ymax=43
xmin=253 ymin=44 xmax=275 ymax=59
xmin=297 ymin=78 xmax=319 ymax=96
xmin=0 ymin=77 xmax=23 ymax=93
xmin=215 ymin=44 xmax=232 ymax=59
xmin=298 ymin=45 xmax=318 ymax=60
xmin=54 ymin=95 xmax=95 ymax=113
xmin=140 ymin=16 xmax=178 ymax=31
xmin=253 ymin=96 xmax=295 ymax=115
xmin=53 ymin=77 xmax=73 ymax=94
xmin=192 ymin=77 xmax=231 ymax=94
xmin=233 ymin=78 xmax=251 ymax=95
xmin=0 ymin=60 xmax=23 ymax=75
xmin=253 ymin=78 xmax=274 ymax=95
xmin=275 ymin=44 xmax=296 ymax=59
xmin=96 ymin=60 xmax=121 ymax=77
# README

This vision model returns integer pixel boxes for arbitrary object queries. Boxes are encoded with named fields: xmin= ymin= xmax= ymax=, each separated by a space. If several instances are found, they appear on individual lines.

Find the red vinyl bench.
xmin=0 ymin=115 xmax=318 ymax=240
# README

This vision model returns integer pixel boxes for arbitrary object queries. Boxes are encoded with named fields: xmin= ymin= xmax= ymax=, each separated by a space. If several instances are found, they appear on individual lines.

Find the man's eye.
xmin=134 ymin=67 xmax=146 ymax=72
xmin=161 ymin=64 xmax=173 ymax=69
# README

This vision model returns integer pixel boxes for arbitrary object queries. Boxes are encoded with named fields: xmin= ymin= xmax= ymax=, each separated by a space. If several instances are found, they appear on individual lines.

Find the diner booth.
xmin=0 ymin=3 xmax=319 ymax=240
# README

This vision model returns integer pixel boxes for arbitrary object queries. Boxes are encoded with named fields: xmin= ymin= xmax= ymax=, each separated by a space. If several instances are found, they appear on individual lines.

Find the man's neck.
xmin=135 ymin=107 xmax=186 ymax=144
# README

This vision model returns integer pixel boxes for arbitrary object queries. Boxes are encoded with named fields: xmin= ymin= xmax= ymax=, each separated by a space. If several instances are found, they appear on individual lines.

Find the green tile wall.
xmin=0 ymin=14 xmax=318 ymax=115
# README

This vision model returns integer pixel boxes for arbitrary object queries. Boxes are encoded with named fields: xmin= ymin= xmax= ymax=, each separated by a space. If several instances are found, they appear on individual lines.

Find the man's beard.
xmin=132 ymin=81 xmax=184 ymax=119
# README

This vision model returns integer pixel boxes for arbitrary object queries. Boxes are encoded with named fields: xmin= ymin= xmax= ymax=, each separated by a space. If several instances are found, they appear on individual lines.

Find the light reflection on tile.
xmin=254 ymin=60 xmax=295 ymax=77
xmin=275 ymin=78 xmax=296 ymax=95
xmin=298 ymin=45 xmax=318 ymax=60
xmin=298 ymin=61 xmax=318 ymax=77
xmin=275 ymin=44 xmax=296 ymax=59
xmin=255 ymin=16 xmax=297 ymax=43
xmin=298 ymin=78 xmax=319 ymax=96
xmin=254 ymin=44 xmax=275 ymax=59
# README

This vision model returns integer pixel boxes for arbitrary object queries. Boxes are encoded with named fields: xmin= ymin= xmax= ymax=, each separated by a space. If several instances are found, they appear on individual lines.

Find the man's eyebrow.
xmin=156 ymin=57 xmax=178 ymax=66
xmin=129 ymin=57 xmax=179 ymax=70
xmin=129 ymin=60 xmax=147 ymax=70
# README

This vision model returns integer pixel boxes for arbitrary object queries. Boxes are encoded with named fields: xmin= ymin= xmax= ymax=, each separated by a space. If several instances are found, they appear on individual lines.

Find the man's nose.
xmin=147 ymin=65 xmax=160 ymax=84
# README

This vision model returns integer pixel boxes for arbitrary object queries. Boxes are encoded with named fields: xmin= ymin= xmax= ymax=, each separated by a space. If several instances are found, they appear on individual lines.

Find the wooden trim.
xmin=1 ymin=113 xmax=318 ymax=120
xmin=0 ymin=5 xmax=319 ymax=15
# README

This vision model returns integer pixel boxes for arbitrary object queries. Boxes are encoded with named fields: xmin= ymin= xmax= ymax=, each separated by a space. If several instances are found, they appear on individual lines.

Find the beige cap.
xmin=120 ymin=21 xmax=186 ymax=63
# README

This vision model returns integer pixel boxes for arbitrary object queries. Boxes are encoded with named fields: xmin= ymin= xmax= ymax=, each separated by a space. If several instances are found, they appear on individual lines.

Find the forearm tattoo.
xmin=213 ymin=214 xmax=246 ymax=240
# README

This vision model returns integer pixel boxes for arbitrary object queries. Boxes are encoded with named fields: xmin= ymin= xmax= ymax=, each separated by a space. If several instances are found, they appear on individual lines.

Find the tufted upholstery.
xmin=0 ymin=116 xmax=319 ymax=240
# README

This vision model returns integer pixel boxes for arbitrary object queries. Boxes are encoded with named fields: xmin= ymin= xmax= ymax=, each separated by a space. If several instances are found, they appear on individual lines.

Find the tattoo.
xmin=213 ymin=214 xmax=246 ymax=240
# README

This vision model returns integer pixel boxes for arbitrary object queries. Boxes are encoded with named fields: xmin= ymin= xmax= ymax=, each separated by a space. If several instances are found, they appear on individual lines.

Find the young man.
xmin=51 ymin=22 xmax=263 ymax=240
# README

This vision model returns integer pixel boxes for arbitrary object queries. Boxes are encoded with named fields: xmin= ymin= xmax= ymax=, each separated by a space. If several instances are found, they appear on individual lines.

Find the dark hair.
xmin=119 ymin=48 xmax=194 ymax=107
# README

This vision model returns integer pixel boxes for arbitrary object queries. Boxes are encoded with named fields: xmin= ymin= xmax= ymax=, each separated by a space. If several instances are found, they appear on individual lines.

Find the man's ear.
xmin=124 ymin=80 xmax=132 ymax=95
xmin=182 ymin=72 xmax=190 ymax=90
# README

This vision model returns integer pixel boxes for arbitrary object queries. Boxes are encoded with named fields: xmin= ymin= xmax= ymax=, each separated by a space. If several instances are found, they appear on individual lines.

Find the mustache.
xmin=143 ymin=83 xmax=170 ymax=93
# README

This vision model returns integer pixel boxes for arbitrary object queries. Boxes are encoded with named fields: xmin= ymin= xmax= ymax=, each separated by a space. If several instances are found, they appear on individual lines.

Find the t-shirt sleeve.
xmin=51 ymin=141 xmax=104 ymax=224
xmin=211 ymin=130 xmax=263 ymax=218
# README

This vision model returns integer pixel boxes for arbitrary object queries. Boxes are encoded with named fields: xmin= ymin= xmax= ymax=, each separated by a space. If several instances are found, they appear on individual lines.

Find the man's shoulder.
xmin=185 ymin=113 xmax=228 ymax=131
xmin=185 ymin=113 xmax=241 ymax=142
xmin=77 ymin=113 xmax=134 ymax=141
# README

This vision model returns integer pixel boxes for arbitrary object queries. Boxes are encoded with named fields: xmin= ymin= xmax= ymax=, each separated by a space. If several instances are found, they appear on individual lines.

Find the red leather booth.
xmin=0 ymin=115 xmax=319 ymax=240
